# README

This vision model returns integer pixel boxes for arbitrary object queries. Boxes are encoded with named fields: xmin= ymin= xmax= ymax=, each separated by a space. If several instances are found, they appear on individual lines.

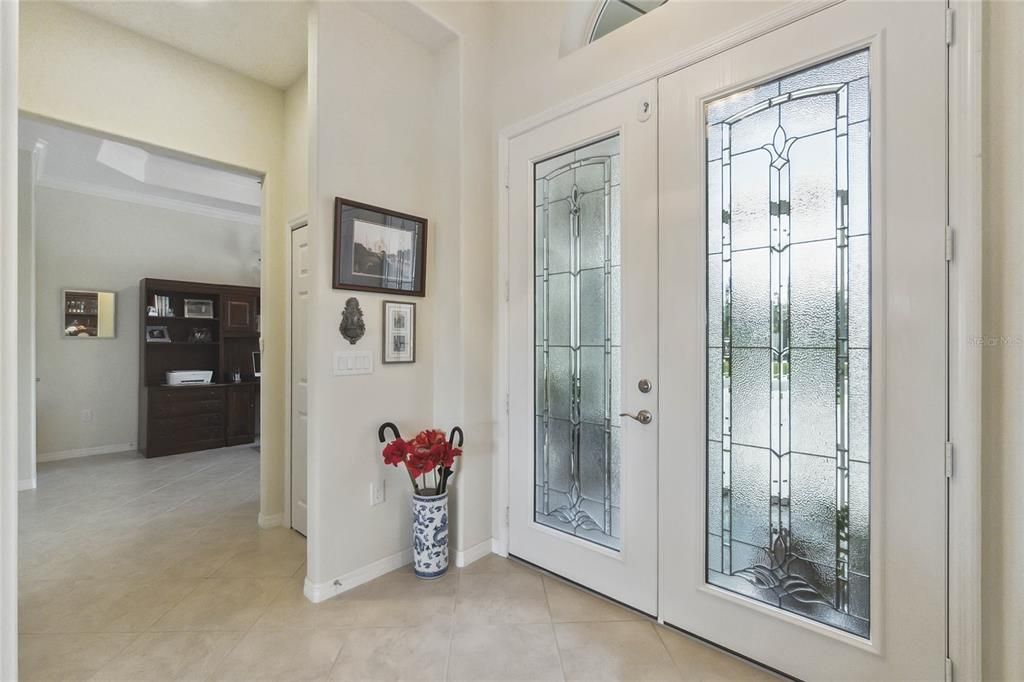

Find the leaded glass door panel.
xmin=508 ymin=81 xmax=659 ymax=614
xmin=658 ymin=2 xmax=947 ymax=679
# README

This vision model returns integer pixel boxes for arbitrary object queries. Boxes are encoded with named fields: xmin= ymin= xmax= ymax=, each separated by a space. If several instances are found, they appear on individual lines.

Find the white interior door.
xmin=508 ymin=81 xmax=659 ymax=613
xmin=290 ymin=224 xmax=310 ymax=536
xmin=658 ymin=2 xmax=947 ymax=678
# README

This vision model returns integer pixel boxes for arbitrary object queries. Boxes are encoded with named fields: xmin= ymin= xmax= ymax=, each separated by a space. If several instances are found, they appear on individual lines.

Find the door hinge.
xmin=505 ymin=280 xmax=510 ymax=302
xmin=505 ymin=392 xmax=510 ymax=415
xmin=945 ymin=442 xmax=954 ymax=478
xmin=945 ymin=225 xmax=954 ymax=262
xmin=505 ymin=506 xmax=511 ymax=527
xmin=945 ymin=657 xmax=954 ymax=682
xmin=945 ymin=8 xmax=955 ymax=46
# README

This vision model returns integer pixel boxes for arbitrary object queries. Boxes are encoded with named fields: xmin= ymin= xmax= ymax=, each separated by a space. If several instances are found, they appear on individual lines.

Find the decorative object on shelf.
xmin=188 ymin=327 xmax=213 ymax=344
xmin=152 ymin=294 xmax=174 ymax=317
xmin=379 ymin=423 xmax=464 ymax=579
xmin=231 ymin=369 xmax=242 ymax=383
xmin=184 ymin=298 xmax=215 ymax=319
xmin=333 ymin=197 xmax=427 ymax=296
xmin=145 ymin=325 xmax=171 ymax=343
xmin=339 ymin=297 xmax=365 ymax=345
xmin=147 ymin=305 xmax=158 ymax=317
xmin=382 ymin=300 xmax=415 ymax=364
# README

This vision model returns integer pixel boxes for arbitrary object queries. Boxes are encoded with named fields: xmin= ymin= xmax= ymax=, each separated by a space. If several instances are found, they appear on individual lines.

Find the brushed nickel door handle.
xmin=620 ymin=409 xmax=653 ymax=425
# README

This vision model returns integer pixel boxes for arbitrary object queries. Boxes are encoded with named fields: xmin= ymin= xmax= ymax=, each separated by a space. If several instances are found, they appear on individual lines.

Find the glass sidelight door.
xmin=658 ymin=2 xmax=947 ymax=679
xmin=508 ymin=81 xmax=659 ymax=614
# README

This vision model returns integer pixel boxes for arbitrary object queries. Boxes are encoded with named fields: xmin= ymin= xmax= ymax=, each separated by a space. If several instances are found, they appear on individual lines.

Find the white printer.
xmin=165 ymin=370 xmax=214 ymax=386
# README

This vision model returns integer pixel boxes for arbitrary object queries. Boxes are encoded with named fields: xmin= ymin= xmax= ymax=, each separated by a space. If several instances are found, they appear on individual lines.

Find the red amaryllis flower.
xmin=382 ymin=438 xmax=410 ymax=466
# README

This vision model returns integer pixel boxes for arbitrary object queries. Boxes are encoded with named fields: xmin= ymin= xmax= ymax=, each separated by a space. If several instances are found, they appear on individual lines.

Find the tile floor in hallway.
xmin=19 ymin=446 xmax=772 ymax=681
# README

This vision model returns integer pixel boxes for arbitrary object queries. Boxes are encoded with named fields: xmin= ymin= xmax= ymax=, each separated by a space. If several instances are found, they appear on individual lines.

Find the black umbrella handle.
xmin=447 ymin=426 xmax=464 ymax=449
xmin=378 ymin=422 xmax=402 ymax=444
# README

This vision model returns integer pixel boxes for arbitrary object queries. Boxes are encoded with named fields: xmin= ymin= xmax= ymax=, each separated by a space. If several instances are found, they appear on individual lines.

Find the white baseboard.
xmin=491 ymin=537 xmax=508 ymax=557
xmin=455 ymin=539 xmax=493 ymax=568
xmin=304 ymin=547 xmax=412 ymax=603
xmin=257 ymin=512 xmax=283 ymax=529
xmin=38 ymin=443 xmax=137 ymax=463
xmin=18 ymin=477 xmax=36 ymax=491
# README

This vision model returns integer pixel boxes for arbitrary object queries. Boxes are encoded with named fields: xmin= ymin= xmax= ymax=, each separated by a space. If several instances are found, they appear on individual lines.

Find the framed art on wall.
xmin=382 ymin=300 xmax=416 ymax=364
xmin=333 ymin=197 xmax=427 ymax=296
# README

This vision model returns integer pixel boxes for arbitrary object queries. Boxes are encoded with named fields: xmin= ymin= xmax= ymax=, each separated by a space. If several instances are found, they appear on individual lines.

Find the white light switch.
xmin=334 ymin=350 xmax=373 ymax=376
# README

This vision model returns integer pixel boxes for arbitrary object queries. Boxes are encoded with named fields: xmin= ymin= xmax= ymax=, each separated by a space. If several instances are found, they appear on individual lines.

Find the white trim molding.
xmin=37 ymin=443 xmax=137 ymax=463
xmin=257 ymin=512 xmax=283 ymax=529
xmin=454 ymin=539 xmax=492 ymax=568
xmin=946 ymin=2 xmax=983 ymax=680
xmin=35 ymin=175 xmax=261 ymax=226
xmin=303 ymin=548 xmax=412 ymax=603
xmin=17 ymin=477 xmax=35 ymax=492
xmin=0 ymin=0 xmax=18 ymax=676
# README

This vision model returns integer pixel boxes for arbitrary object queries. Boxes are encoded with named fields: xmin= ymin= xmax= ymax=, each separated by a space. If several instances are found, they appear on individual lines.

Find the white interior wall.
xmin=284 ymin=73 xmax=308 ymax=222
xmin=982 ymin=2 xmax=1024 ymax=678
xmin=306 ymin=2 xmax=458 ymax=593
xmin=33 ymin=186 xmax=259 ymax=458
xmin=16 ymin=148 xmax=33 ymax=487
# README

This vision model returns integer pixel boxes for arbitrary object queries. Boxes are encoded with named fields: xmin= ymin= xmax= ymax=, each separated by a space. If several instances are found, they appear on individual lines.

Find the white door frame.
xmin=284 ymin=213 xmax=309 ymax=533
xmin=494 ymin=1 xmax=982 ymax=678
xmin=0 ymin=0 xmax=19 ymax=677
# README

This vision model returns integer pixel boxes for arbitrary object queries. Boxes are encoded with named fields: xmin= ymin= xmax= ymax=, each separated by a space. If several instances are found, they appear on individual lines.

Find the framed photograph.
xmin=145 ymin=325 xmax=171 ymax=343
xmin=184 ymin=298 xmax=215 ymax=319
xmin=333 ymin=197 xmax=427 ymax=296
xmin=382 ymin=301 xmax=416 ymax=364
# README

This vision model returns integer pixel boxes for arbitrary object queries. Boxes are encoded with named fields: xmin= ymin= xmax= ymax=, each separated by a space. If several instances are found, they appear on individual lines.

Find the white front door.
xmin=507 ymin=81 xmax=659 ymax=613
xmin=290 ymin=224 xmax=310 ymax=536
xmin=658 ymin=2 xmax=947 ymax=678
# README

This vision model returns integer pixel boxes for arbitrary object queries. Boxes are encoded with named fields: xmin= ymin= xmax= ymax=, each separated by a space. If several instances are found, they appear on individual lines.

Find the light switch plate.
xmin=334 ymin=350 xmax=373 ymax=376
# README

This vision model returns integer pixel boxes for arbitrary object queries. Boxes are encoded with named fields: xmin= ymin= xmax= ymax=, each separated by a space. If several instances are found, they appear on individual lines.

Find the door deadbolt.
xmin=638 ymin=379 xmax=652 ymax=393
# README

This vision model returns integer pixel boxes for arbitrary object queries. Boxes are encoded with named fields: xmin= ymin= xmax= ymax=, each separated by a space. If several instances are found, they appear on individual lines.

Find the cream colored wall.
xmin=982 ymin=2 xmax=1023 ymax=678
xmin=18 ymin=2 xmax=288 ymax=519
xmin=284 ymin=73 xmax=308 ymax=222
xmin=487 ymin=0 xmax=786 ymax=131
xmin=308 ymin=2 xmax=462 ymax=586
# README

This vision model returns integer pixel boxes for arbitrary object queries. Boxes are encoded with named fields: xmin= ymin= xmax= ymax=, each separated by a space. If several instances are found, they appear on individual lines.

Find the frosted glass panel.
xmin=706 ymin=51 xmax=871 ymax=638
xmin=535 ymin=135 xmax=621 ymax=551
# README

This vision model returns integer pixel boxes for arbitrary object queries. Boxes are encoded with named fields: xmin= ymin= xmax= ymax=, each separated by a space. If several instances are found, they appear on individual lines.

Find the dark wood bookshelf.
xmin=139 ymin=278 xmax=260 ymax=458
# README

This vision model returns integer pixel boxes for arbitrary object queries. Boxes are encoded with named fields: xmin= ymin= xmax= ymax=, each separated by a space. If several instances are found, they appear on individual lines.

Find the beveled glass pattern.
xmin=705 ymin=50 xmax=871 ymax=638
xmin=535 ymin=136 xmax=622 ymax=550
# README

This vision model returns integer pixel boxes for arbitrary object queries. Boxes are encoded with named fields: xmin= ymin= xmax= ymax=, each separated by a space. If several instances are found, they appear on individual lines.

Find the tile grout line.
xmin=541 ymin=576 xmax=570 ymax=682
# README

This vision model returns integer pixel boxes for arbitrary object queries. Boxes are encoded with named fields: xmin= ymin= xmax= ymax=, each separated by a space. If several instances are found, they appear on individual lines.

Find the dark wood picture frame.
xmin=333 ymin=197 xmax=427 ymax=296
xmin=382 ymin=300 xmax=416 ymax=364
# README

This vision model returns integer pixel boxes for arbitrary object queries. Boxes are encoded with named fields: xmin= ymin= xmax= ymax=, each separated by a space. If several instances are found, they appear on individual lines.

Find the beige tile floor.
xmin=19 ymin=446 xmax=773 ymax=681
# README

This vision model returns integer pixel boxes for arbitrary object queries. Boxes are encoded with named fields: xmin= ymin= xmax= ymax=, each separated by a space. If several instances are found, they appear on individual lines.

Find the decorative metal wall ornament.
xmin=339 ymin=297 xmax=365 ymax=344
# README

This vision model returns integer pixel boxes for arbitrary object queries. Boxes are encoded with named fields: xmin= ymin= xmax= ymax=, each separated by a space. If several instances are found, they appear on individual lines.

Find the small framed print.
xmin=145 ymin=325 xmax=171 ymax=343
xmin=333 ymin=197 xmax=427 ymax=296
xmin=184 ymin=298 xmax=215 ymax=319
xmin=382 ymin=301 xmax=415 ymax=364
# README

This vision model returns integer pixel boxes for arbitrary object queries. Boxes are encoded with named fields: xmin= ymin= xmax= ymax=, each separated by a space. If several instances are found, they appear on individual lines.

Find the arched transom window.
xmin=589 ymin=0 xmax=668 ymax=43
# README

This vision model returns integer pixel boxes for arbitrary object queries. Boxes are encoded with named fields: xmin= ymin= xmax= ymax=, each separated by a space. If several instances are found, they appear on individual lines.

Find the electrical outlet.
xmin=370 ymin=480 xmax=385 ymax=506
xmin=81 ymin=409 xmax=94 ymax=423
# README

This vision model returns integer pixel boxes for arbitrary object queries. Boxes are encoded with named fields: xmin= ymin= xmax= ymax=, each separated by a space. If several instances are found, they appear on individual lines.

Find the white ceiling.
xmin=70 ymin=0 xmax=309 ymax=89
xmin=20 ymin=117 xmax=263 ymax=225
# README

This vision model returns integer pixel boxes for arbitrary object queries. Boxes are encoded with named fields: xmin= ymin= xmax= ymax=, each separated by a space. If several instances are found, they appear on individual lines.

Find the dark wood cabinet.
xmin=225 ymin=383 xmax=257 ymax=446
xmin=138 ymin=278 xmax=260 ymax=458
xmin=223 ymin=292 xmax=258 ymax=335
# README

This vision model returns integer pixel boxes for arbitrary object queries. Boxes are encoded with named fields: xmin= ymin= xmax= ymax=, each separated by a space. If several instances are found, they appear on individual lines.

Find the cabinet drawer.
xmin=150 ymin=399 xmax=223 ymax=418
xmin=149 ymin=424 xmax=224 ymax=446
xmin=150 ymin=412 xmax=223 ymax=435
xmin=151 ymin=386 xmax=224 ymax=403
